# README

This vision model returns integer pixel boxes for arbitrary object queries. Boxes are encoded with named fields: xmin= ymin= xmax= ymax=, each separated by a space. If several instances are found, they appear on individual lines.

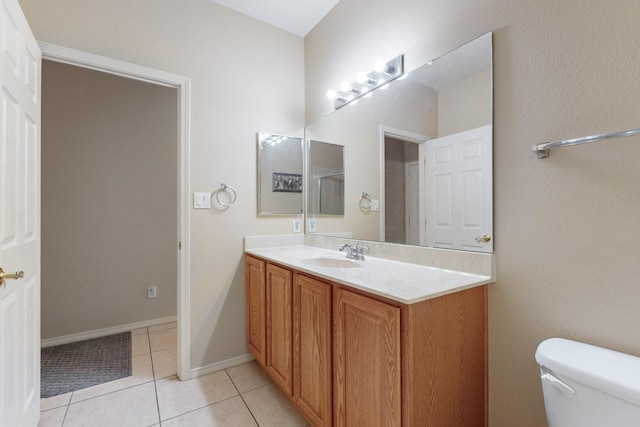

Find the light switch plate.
xmin=193 ymin=192 xmax=211 ymax=209
xmin=370 ymin=199 xmax=380 ymax=212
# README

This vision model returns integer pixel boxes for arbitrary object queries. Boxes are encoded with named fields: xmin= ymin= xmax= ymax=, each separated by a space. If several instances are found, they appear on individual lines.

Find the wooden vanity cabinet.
xmin=245 ymin=255 xmax=487 ymax=427
xmin=245 ymin=256 xmax=266 ymax=367
xmin=400 ymin=285 xmax=487 ymax=426
xmin=293 ymin=274 xmax=332 ymax=427
xmin=333 ymin=287 xmax=401 ymax=427
xmin=265 ymin=263 xmax=294 ymax=395
xmin=334 ymin=284 xmax=487 ymax=427
xmin=245 ymin=256 xmax=333 ymax=427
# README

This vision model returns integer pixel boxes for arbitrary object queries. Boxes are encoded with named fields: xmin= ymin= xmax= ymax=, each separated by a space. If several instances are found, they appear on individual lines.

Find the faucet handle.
xmin=355 ymin=242 xmax=369 ymax=252
xmin=354 ymin=242 xmax=369 ymax=260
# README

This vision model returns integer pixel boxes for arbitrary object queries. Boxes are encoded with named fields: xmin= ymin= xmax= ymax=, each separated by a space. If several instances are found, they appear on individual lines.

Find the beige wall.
xmin=41 ymin=60 xmax=178 ymax=338
xmin=307 ymin=1 xmax=640 ymax=426
xmin=21 ymin=0 xmax=305 ymax=367
xmin=438 ymin=69 xmax=492 ymax=137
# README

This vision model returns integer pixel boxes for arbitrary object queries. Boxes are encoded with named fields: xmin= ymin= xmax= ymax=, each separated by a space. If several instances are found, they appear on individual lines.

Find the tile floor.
xmin=38 ymin=322 xmax=310 ymax=427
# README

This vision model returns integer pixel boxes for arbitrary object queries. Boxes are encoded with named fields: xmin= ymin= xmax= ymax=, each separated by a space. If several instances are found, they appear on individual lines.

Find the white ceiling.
xmin=211 ymin=0 xmax=339 ymax=37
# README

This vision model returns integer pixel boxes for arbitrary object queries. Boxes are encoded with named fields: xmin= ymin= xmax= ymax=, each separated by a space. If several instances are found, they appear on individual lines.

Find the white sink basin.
xmin=301 ymin=257 xmax=360 ymax=269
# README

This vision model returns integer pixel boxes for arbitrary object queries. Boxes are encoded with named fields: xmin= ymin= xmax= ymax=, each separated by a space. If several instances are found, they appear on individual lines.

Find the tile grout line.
xmin=153 ymin=362 xmax=262 ymax=424
xmin=148 ymin=328 xmax=163 ymax=427
xmin=59 ymin=393 xmax=71 ymax=426
xmin=224 ymin=369 xmax=261 ymax=427
xmin=158 ymin=394 xmax=241 ymax=425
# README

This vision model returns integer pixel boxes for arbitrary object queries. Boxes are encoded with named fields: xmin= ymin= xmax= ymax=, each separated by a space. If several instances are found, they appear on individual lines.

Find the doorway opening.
xmin=379 ymin=126 xmax=428 ymax=245
xmin=40 ymin=43 xmax=191 ymax=379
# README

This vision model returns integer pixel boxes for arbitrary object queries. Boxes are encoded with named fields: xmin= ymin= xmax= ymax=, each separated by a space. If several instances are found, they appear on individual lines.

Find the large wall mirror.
xmin=305 ymin=32 xmax=493 ymax=253
xmin=257 ymin=132 xmax=303 ymax=215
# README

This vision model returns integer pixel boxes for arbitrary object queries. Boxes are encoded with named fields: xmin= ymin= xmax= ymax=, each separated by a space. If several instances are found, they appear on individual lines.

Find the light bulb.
xmin=373 ymin=59 xmax=386 ymax=72
xmin=356 ymin=71 xmax=367 ymax=84
xmin=326 ymin=89 xmax=336 ymax=100
xmin=340 ymin=80 xmax=352 ymax=92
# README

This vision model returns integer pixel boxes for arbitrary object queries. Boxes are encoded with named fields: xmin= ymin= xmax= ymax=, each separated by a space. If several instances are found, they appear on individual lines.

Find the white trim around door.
xmin=38 ymin=42 xmax=192 ymax=380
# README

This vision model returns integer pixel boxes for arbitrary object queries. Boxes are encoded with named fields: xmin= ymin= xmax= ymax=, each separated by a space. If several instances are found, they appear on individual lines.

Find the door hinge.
xmin=179 ymin=241 xmax=182 ymax=250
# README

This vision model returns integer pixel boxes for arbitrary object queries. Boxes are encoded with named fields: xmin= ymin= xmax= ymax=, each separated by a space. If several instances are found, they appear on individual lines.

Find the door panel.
xmin=245 ymin=256 xmax=266 ymax=367
xmin=424 ymin=125 xmax=493 ymax=252
xmin=293 ymin=274 xmax=332 ymax=427
xmin=405 ymin=161 xmax=419 ymax=245
xmin=0 ymin=0 xmax=41 ymax=425
xmin=266 ymin=263 xmax=293 ymax=395
xmin=333 ymin=288 xmax=401 ymax=427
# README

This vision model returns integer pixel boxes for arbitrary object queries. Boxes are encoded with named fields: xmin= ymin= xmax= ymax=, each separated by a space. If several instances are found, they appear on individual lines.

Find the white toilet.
xmin=535 ymin=337 xmax=640 ymax=426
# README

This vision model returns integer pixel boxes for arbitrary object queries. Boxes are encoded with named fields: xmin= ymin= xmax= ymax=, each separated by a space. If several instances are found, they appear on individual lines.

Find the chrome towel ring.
xmin=215 ymin=183 xmax=237 ymax=207
xmin=359 ymin=192 xmax=372 ymax=211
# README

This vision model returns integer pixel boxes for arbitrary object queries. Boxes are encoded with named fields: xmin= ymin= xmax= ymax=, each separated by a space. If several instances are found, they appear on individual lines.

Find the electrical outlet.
xmin=147 ymin=286 xmax=157 ymax=299
xmin=293 ymin=216 xmax=301 ymax=233
xmin=308 ymin=217 xmax=316 ymax=232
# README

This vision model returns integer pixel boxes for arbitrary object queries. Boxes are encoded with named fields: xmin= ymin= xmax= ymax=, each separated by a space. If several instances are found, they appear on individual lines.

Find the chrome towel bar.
xmin=532 ymin=127 xmax=640 ymax=158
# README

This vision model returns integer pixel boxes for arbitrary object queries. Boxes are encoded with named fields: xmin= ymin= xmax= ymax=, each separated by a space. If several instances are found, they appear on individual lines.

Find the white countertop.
xmin=245 ymin=245 xmax=492 ymax=304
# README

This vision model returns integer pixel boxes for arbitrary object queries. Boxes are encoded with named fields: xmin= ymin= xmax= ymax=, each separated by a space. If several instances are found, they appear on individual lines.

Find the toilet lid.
xmin=536 ymin=338 xmax=640 ymax=407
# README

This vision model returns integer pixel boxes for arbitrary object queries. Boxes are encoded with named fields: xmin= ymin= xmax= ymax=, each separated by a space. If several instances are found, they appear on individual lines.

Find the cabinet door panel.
xmin=294 ymin=274 xmax=332 ymax=427
xmin=245 ymin=256 xmax=266 ymax=367
xmin=266 ymin=263 xmax=293 ymax=395
xmin=334 ymin=288 xmax=401 ymax=427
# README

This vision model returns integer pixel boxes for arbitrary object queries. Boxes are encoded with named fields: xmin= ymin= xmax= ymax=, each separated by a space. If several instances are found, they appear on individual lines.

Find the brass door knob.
xmin=0 ymin=268 xmax=24 ymax=285
xmin=475 ymin=234 xmax=491 ymax=243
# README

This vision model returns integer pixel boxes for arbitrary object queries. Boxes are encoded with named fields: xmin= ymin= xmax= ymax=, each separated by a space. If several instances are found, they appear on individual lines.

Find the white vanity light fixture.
xmin=326 ymin=54 xmax=404 ymax=110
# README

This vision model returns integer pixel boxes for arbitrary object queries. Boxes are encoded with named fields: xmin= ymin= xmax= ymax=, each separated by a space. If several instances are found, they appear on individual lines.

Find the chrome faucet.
xmin=339 ymin=242 xmax=369 ymax=261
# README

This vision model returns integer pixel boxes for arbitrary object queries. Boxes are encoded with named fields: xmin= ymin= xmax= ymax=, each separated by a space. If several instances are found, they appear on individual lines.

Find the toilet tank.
xmin=535 ymin=338 xmax=640 ymax=427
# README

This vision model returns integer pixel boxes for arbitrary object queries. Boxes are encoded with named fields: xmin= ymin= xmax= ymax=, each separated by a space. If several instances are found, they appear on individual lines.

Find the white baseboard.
xmin=190 ymin=353 xmax=255 ymax=378
xmin=41 ymin=316 xmax=178 ymax=348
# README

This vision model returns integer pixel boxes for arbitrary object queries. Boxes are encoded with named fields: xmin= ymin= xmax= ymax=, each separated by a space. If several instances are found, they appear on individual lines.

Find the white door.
xmin=405 ymin=161 xmax=419 ymax=245
xmin=0 ymin=0 xmax=41 ymax=425
xmin=423 ymin=125 xmax=492 ymax=253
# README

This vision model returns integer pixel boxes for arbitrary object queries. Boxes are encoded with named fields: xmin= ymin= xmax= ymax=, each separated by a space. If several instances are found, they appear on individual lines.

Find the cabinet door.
xmin=266 ymin=263 xmax=293 ymax=395
xmin=245 ymin=256 xmax=266 ymax=367
xmin=334 ymin=288 xmax=401 ymax=427
xmin=294 ymin=274 xmax=332 ymax=427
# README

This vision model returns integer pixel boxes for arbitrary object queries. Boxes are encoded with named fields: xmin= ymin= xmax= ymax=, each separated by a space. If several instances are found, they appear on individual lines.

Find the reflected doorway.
xmin=380 ymin=126 xmax=428 ymax=246
xmin=384 ymin=136 xmax=419 ymax=244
